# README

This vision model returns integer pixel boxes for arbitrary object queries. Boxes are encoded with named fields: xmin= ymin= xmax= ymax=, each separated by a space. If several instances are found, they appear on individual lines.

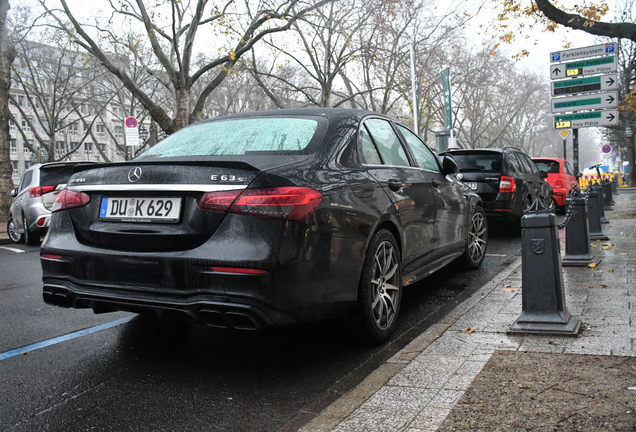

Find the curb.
xmin=298 ymin=258 xmax=523 ymax=432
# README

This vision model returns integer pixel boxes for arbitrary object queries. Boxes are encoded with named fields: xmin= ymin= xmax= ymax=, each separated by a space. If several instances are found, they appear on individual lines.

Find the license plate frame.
xmin=99 ymin=197 xmax=182 ymax=223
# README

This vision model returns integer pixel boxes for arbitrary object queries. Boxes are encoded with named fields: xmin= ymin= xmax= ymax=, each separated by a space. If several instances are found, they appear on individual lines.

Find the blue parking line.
xmin=0 ymin=316 xmax=137 ymax=362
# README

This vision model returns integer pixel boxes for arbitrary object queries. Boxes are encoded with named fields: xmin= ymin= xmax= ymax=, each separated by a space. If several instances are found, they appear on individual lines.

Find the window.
xmin=396 ymin=125 xmax=439 ymax=172
xmin=11 ymin=161 xmax=18 ymax=174
xmin=18 ymin=96 xmax=24 ymax=107
xmin=56 ymin=141 xmax=66 ymax=152
xmin=99 ymin=143 xmax=106 ymax=152
xmin=96 ymin=124 xmax=106 ymax=137
xmin=10 ymin=139 xmax=16 ymax=153
xmin=114 ymin=126 xmax=123 ymax=138
xmin=70 ymin=142 xmax=80 ymax=153
xmin=534 ymin=160 xmax=560 ymax=174
xmin=519 ymin=154 xmax=540 ymax=176
xmin=359 ymin=127 xmax=382 ymax=165
xmin=9 ymin=119 xmax=15 ymax=130
xmin=21 ymin=117 xmax=31 ymax=132
xmin=24 ymin=161 xmax=31 ymax=170
xmin=69 ymin=123 xmax=79 ymax=135
xmin=363 ymin=119 xmax=410 ymax=167
xmin=507 ymin=154 xmax=520 ymax=173
xmin=84 ymin=142 xmax=93 ymax=154
xmin=564 ymin=161 xmax=574 ymax=176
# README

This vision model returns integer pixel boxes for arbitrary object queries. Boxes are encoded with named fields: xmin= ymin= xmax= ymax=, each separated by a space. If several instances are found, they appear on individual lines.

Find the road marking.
xmin=486 ymin=253 xmax=508 ymax=257
xmin=0 ymin=316 xmax=137 ymax=362
xmin=0 ymin=245 xmax=25 ymax=253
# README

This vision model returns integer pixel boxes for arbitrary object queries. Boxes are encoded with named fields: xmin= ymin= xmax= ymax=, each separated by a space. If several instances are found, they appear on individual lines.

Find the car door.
xmin=519 ymin=153 xmax=552 ymax=204
xmin=360 ymin=118 xmax=437 ymax=273
xmin=396 ymin=124 xmax=466 ymax=256
xmin=12 ymin=169 xmax=33 ymax=228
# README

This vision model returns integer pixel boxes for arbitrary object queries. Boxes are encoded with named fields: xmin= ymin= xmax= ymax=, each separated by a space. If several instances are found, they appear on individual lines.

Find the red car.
xmin=532 ymin=158 xmax=578 ymax=211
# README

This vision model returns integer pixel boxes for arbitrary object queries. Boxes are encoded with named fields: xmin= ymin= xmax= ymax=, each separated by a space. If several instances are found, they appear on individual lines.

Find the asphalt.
xmin=299 ymin=188 xmax=636 ymax=432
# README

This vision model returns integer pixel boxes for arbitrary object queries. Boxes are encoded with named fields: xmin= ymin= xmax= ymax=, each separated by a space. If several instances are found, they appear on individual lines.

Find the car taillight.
xmin=198 ymin=187 xmax=323 ymax=221
xmin=499 ymin=176 xmax=516 ymax=193
xmin=29 ymin=185 xmax=57 ymax=197
xmin=555 ymin=179 xmax=563 ymax=187
xmin=51 ymin=190 xmax=91 ymax=212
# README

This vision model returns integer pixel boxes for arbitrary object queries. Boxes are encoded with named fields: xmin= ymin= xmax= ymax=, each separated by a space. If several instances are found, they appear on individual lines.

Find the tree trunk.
xmin=628 ymin=138 xmax=636 ymax=187
xmin=0 ymin=0 xmax=16 ymax=219
xmin=174 ymin=87 xmax=191 ymax=131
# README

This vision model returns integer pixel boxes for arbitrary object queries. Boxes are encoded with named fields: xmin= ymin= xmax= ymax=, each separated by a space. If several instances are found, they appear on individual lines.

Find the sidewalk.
xmin=301 ymin=189 xmax=636 ymax=432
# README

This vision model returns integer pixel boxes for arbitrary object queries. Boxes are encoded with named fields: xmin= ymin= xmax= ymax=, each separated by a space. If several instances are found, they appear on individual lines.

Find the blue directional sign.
xmin=550 ymin=43 xmax=617 ymax=63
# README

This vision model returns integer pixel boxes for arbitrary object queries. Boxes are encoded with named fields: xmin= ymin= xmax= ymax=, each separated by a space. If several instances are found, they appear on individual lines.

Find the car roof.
xmin=208 ymin=107 xmax=387 ymax=123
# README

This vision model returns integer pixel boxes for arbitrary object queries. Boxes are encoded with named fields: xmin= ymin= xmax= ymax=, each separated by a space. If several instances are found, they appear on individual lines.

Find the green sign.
xmin=440 ymin=68 xmax=452 ymax=132
xmin=553 ymin=96 xmax=601 ymax=110
xmin=554 ymin=112 xmax=604 ymax=122
xmin=565 ymin=56 xmax=614 ymax=70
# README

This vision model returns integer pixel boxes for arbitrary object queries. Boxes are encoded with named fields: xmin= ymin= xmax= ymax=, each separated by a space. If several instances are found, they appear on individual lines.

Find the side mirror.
xmin=540 ymin=170 xmax=549 ymax=179
xmin=442 ymin=154 xmax=459 ymax=175
xmin=10 ymin=189 xmax=17 ymax=198
xmin=575 ymin=172 xmax=583 ymax=178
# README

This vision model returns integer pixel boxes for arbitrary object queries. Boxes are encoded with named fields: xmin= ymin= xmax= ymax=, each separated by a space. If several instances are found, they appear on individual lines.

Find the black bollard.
xmin=508 ymin=197 xmax=581 ymax=335
xmin=561 ymin=193 xmax=601 ymax=267
xmin=611 ymin=176 xmax=618 ymax=194
xmin=593 ymin=182 xmax=609 ymax=224
xmin=587 ymin=188 xmax=609 ymax=241
xmin=605 ymin=180 xmax=615 ymax=205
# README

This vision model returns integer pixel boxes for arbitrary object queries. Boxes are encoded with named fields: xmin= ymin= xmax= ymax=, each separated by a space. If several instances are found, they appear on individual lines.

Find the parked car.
xmin=8 ymin=161 xmax=94 ymax=245
xmin=40 ymin=108 xmax=487 ymax=342
xmin=441 ymin=147 xmax=554 ymax=227
xmin=532 ymin=158 xmax=579 ymax=211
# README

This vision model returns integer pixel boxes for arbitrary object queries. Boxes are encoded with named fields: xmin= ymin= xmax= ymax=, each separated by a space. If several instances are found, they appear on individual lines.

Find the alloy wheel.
xmin=370 ymin=240 xmax=400 ymax=331
xmin=468 ymin=211 xmax=487 ymax=263
xmin=7 ymin=218 xmax=23 ymax=243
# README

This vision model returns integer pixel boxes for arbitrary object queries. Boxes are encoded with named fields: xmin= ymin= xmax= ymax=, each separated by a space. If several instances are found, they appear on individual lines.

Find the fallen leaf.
xmin=587 ymin=262 xmax=597 ymax=268
xmin=594 ymin=269 xmax=615 ymax=273
xmin=591 ymin=244 xmax=597 ymax=248
xmin=620 ymin=253 xmax=630 ymax=256
xmin=502 ymin=288 xmax=517 ymax=292
xmin=584 ymin=284 xmax=607 ymax=288
xmin=22 ymin=351 xmax=29 ymax=355
xmin=462 ymin=327 xmax=475 ymax=334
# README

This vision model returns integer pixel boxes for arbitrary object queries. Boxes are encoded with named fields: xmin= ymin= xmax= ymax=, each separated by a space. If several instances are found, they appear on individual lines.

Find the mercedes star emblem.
xmin=128 ymin=166 xmax=143 ymax=183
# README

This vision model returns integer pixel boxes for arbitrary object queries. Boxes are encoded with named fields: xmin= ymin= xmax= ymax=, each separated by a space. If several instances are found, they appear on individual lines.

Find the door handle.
xmin=388 ymin=179 xmax=402 ymax=191
xmin=432 ymin=180 xmax=441 ymax=188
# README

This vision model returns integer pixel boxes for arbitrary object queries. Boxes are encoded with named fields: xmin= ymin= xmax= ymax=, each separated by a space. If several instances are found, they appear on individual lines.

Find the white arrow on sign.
xmin=553 ymin=109 xmax=619 ymax=130
xmin=550 ymin=42 xmax=616 ymax=63
xmin=551 ymin=91 xmax=618 ymax=114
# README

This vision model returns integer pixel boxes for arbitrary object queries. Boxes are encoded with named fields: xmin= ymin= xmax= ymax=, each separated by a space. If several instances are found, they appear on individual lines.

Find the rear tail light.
xmin=51 ymin=189 xmax=91 ymax=212
xmin=198 ymin=187 xmax=323 ymax=221
xmin=211 ymin=266 xmax=268 ymax=275
xmin=499 ymin=176 xmax=516 ymax=193
xmin=29 ymin=185 xmax=57 ymax=197
xmin=41 ymin=254 xmax=63 ymax=261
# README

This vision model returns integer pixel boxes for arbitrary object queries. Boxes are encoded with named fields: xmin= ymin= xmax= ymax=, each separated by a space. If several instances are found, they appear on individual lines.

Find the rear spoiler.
xmin=72 ymin=158 xmax=261 ymax=174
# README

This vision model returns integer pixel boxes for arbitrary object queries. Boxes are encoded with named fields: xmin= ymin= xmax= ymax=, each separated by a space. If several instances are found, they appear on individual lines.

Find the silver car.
xmin=8 ymin=162 xmax=93 ymax=245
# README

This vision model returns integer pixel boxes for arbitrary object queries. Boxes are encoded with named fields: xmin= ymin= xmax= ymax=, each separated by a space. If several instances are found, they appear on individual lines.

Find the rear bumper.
xmin=41 ymin=211 xmax=365 ymax=328
xmin=481 ymin=193 xmax=519 ymax=221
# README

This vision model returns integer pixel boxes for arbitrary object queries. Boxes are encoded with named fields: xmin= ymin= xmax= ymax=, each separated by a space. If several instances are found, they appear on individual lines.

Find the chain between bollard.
xmin=557 ymin=185 xmax=590 ymax=230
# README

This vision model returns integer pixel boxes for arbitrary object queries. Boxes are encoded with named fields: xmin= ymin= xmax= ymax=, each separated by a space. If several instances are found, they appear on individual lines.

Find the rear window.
xmin=450 ymin=153 xmax=503 ymax=173
xmin=137 ymin=117 xmax=325 ymax=159
xmin=40 ymin=165 xmax=77 ymax=187
xmin=534 ymin=160 xmax=560 ymax=174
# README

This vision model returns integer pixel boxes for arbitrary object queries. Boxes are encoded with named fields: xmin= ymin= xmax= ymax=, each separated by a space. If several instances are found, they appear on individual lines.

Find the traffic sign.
xmin=550 ymin=56 xmax=617 ymax=79
xmin=553 ymin=109 xmax=618 ymax=129
xmin=124 ymin=116 xmax=139 ymax=147
xmin=550 ymin=42 xmax=616 ymax=63
xmin=551 ymin=91 xmax=618 ymax=113
xmin=602 ymin=145 xmax=611 ymax=154
xmin=551 ymin=74 xmax=617 ymax=96
xmin=558 ymin=129 xmax=571 ymax=139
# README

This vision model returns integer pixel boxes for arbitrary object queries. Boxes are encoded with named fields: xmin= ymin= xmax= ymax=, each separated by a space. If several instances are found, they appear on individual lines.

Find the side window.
xmin=359 ymin=127 xmax=383 ymax=165
xmin=364 ymin=119 xmax=410 ymax=167
xmin=509 ymin=153 xmax=526 ymax=173
xmin=506 ymin=154 xmax=520 ymax=173
xmin=564 ymin=161 xmax=574 ymax=176
xmin=521 ymin=154 xmax=540 ymax=176
xmin=18 ymin=170 xmax=33 ymax=193
xmin=396 ymin=125 xmax=440 ymax=173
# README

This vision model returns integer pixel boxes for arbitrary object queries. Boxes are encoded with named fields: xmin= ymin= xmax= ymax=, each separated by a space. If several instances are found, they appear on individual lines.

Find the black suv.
xmin=441 ymin=147 xmax=554 ymax=226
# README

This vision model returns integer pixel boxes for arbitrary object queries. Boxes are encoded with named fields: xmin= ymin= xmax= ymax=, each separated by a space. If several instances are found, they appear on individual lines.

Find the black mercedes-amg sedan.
xmin=40 ymin=108 xmax=487 ymax=342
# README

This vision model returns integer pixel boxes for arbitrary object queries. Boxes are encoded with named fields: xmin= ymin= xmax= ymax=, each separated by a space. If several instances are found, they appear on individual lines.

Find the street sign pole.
xmin=573 ymin=129 xmax=579 ymax=174
xmin=563 ymin=139 xmax=567 ymax=160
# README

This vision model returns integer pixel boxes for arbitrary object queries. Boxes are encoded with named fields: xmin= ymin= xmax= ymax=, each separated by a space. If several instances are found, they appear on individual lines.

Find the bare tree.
xmin=0 ymin=0 xmax=16 ymax=218
xmin=39 ymin=0 xmax=333 ymax=135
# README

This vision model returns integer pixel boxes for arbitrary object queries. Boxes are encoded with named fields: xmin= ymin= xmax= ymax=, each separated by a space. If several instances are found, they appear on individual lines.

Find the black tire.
xmin=355 ymin=229 xmax=402 ymax=343
xmin=23 ymin=215 xmax=39 ymax=246
xmin=458 ymin=206 xmax=488 ymax=269
xmin=7 ymin=217 xmax=24 ymax=244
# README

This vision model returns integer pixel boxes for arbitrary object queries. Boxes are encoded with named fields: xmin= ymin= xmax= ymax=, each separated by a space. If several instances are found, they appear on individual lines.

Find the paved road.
xmin=0 ymin=230 xmax=520 ymax=431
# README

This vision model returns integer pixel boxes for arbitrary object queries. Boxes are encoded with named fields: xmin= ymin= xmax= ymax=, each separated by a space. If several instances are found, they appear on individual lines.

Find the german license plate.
xmin=465 ymin=182 xmax=477 ymax=190
xmin=99 ymin=197 xmax=181 ymax=222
